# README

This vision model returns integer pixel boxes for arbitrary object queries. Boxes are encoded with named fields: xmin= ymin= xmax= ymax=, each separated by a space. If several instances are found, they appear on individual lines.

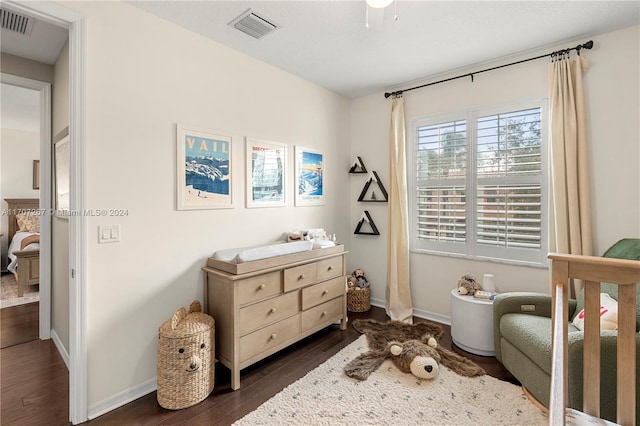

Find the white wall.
xmin=63 ymin=1 xmax=350 ymax=412
xmin=349 ymin=25 xmax=640 ymax=321
xmin=52 ymin=40 xmax=70 ymax=352
xmin=0 ymin=53 xmax=54 ymax=84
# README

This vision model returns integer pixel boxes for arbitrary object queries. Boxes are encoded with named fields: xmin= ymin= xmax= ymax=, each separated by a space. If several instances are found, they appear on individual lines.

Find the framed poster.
xmin=176 ymin=124 xmax=233 ymax=210
xmin=54 ymin=136 xmax=70 ymax=217
xmin=245 ymin=138 xmax=287 ymax=208
xmin=294 ymin=146 xmax=324 ymax=206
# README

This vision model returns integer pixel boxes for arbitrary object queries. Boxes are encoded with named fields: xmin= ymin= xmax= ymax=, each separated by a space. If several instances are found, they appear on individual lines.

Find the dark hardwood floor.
xmin=1 ymin=301 xmax=39 ymax=348
xmin=1 ymin=305 xmax=517 ymax=426
xmin=0 ymin=337 xmax=69 ymax=426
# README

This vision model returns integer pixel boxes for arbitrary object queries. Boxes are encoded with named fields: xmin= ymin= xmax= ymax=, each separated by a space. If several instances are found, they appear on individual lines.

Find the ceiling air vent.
xmin=0 ymin=9 xmax=35 ymax=36
xmin=229 ymin=9 xmax=278 ymax=40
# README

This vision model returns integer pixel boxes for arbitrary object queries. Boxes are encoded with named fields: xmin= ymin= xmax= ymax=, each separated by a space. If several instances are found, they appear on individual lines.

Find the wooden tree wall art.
xmin=358 ymin=171 xmax=388 ymax=202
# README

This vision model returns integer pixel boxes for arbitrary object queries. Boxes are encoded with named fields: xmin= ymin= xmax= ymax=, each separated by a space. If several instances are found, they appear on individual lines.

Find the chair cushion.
xmin=573 ymin=238 xmax=640 ymax=330
xmin=499 ymin=313 xmax=581 ymax=375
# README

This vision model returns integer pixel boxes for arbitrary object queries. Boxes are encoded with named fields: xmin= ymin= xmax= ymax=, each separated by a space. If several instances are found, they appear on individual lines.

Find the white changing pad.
xmin=212 ymin=240 xmax=314 ymax=264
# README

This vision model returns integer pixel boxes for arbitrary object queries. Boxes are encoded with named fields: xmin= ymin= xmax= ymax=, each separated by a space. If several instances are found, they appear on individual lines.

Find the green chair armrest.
xmin=494 ymin=292 xmax=551 ymax=319
xmin=493 ymin=292 xmax=578 ymax=318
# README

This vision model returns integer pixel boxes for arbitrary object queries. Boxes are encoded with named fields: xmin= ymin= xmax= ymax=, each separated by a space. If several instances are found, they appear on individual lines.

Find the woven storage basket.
xmin=347 ymin=287 xmax=371 ymax=312
xmin=157 ymin=301 xmax=215 ymax=410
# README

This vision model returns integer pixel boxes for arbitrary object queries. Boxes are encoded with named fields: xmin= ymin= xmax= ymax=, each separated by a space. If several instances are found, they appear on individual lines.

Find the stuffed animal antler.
xmin=344 ymin=319 xmax=485 ymax=380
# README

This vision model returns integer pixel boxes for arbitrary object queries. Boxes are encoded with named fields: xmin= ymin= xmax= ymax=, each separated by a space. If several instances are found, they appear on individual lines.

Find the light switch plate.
xmin=98 ymin=225 xmax=120 ymax=243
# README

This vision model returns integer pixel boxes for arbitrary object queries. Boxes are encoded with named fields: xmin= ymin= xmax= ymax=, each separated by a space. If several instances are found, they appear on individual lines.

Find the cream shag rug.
xmin=234 ymin=335 xmax=547 ymax=425
xmin=1 ymin=274 xmax=39 ymax=309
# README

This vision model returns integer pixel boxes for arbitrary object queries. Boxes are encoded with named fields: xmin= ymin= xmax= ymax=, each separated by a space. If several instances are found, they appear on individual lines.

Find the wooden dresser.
xmin=203 ymin=245 xmax=348 ymax=390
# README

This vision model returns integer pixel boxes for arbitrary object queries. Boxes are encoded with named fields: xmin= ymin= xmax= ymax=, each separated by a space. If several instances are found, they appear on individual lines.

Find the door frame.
xmin=4 ymin=2 xmax=88 ymax=424
xmin=0 ymin=73 xmax=52 ymax=341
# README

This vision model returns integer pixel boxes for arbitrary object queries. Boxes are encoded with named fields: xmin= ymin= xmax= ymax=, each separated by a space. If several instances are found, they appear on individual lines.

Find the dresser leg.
xmin=231 ymin=368 xmax=241 ymax=390
xmin=340 ymin=316 xmax=347 ymax=330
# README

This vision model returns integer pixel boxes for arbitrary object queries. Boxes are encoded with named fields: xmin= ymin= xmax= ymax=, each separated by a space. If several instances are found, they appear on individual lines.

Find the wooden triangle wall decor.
xmin=354 ymin=210 xmax=380 ymax=235
xmin=357 ymin=171 xmax=388 ymax=202
xmin=349 ymin=156 xmax=367 ymax=174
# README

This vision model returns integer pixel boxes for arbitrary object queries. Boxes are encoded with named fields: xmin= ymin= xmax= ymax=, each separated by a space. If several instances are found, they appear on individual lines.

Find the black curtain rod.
xmin=384 ymin=40 xmax=594 ymax=99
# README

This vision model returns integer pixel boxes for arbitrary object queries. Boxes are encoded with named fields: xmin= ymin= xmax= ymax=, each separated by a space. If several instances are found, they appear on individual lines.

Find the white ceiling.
xmin=0 ymin=10 xmax=68 ymax=64
xmin=129 ymin=0 xmax=640 ymax=99
xmin=1 ymin=7 xmax=68 ymax=133
xmin=0 ymin=1 xmax=638 ymax=111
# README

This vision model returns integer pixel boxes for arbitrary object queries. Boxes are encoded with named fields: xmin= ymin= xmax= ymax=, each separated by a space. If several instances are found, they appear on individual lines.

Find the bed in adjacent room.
xmin=4 ymin=198 xmax=40 ymax=297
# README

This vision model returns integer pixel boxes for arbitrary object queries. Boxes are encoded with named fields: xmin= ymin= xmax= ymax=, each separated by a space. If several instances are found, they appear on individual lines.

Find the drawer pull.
xmin=270 ymin=333 xmax=277 ymax=340
xmin=258 ymin=284 xmax=266 ymax=291
xmin=269 ymin=307 xmax=277 ymax=314
xmin=321 ymin=311 xmax=327 ymax=316
xmin=328 ymin=266 xmax=333 ymax=271
xmin=322 ymin=289 xmax=329 ymax=296
xmin=298 ymin=274 xmax=305 ymax=280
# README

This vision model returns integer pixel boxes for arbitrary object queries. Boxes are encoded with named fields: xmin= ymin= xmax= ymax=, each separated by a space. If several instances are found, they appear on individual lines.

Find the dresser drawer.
xmin=301 ymin=276 xmax=344 ymax=310
xmin=301 ymin=298 xmax=344 ymax=333
xmin=240 ymin=314 xmax=300 ymax=362
xmin=237 ymin=271 xmax=282 ymax=306
xmin=317 ymin=256 xmax=343 ymax=281
xmin=283 ymin=262 xmax=317 ymax=292
xmin=239 ymin=291 xmax=299 ymax=335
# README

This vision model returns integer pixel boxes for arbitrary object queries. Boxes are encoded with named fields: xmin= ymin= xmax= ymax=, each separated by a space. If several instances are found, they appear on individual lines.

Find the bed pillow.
xmin=572 ymin=293 xmax=618 ymax=331
xmin=16 ymin=213 xmax=40 ymax=233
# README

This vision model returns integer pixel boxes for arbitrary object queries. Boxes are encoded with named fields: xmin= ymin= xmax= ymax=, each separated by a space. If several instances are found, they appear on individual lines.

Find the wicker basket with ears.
xmin=157 ymin=301 xmax=215 ymax=410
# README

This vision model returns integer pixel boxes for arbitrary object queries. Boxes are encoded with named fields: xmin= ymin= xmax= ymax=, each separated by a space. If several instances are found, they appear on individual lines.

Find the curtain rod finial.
xmin=384 ymin=90 xmax=403 ymax=99
xmin=583 ymin=40 xmax=594 ymax=50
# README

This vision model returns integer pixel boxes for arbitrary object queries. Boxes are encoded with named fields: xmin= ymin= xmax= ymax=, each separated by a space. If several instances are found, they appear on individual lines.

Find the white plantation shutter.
xmin=417 ymin=186 xmax=466 ymax=243
xmin=476 ymin=184 xmax=541 ymax=248
xmin=411 ymin=102 xmax=547 ymax=265
xmin=415 ymin=118 xmax=468 ymax=254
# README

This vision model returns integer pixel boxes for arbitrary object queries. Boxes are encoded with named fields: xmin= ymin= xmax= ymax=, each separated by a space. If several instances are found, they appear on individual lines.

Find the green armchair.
xmin=493 ymin=238 xmax=640 ymax=424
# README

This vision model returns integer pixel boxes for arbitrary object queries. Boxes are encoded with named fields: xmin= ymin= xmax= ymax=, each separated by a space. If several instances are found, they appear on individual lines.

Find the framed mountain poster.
xmin=295 ymin=146 xmax=324 ymax=206
xmin=245 ymin=138 xmax=287 ymax=208
xmin=177 ymin=124 xmax=233 ymax=210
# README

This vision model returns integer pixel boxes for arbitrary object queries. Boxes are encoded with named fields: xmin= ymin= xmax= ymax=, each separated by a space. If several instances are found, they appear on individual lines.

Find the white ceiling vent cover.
xmin=0 ymin=9 xmax=35 ymax=36
xmin=229 ymin=9 xmax=278 ymax=40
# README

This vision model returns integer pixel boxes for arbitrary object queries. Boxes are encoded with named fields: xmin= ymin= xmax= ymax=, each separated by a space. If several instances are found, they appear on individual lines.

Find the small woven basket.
xmin=157 ymin=301 xmax=215 ymax=410
xmin=347 ymin=287 xmax=371 ymax=312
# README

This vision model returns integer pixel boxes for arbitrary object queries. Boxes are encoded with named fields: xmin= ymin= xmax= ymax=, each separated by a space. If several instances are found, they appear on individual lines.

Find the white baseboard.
xmin=370 ymin=297 xmax=452 ymax=325
xmin=50 ymin=329 xmax=70 ymax=370
xmin=412 ymin=308 xmax=451 ymax=326
xmin=88 ymin=377 xmax=156 ymax=420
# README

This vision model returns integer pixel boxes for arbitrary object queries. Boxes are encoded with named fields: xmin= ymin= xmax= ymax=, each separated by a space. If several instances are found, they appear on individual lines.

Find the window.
xmin=411 ymin=101 xmax=547 ymax=265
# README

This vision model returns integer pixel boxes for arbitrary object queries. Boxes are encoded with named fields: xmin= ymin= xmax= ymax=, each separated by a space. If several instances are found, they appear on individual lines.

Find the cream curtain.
xmin=386 ymin=96 xmax=413 ymax=322
xmin=548 ymin=55 xmax=593 ymax=296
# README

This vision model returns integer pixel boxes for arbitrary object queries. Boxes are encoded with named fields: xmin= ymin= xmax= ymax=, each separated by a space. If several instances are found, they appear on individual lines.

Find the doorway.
xmin=0 ymin=80 xmax=49 ymax=347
